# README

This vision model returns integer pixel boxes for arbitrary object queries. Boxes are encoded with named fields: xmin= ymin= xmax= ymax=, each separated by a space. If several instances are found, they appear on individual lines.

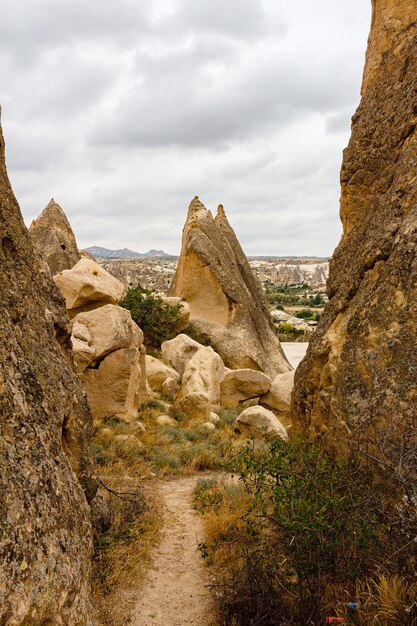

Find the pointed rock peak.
xmin=186 ymin=196 xmax=213 ymax=222
xmin=217 ymin=204 xmax=226 ymax=217
xmin=29 ymin=199 xmax=81 ymax=274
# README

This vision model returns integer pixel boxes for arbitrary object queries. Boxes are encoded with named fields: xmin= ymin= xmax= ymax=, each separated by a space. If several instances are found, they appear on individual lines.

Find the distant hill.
xmin=85 ymin=246 xmax=175 ymax=259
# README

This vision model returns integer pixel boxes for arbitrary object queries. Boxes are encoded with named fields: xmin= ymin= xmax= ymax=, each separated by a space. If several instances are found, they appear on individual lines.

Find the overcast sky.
xmin=1 ymin=0 xmax=371 ymax=256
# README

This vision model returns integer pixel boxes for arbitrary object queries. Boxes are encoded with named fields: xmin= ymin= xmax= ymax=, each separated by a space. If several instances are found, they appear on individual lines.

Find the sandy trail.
xmin=131 ymin=476 xmax=217 ymax=626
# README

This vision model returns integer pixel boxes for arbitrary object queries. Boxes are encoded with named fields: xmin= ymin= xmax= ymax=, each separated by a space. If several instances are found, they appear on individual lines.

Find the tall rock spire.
xmin=169 ymin=198 xmax=291 ymax=378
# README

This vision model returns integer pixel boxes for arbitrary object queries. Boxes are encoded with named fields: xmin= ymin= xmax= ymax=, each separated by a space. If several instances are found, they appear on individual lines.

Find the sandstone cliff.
xmin=292 ymin=1 xmax=417 ymax=501
xmin=0 ymin=116 xmax=94 ymax=624
xmin=169 ymin=198 xmax=291 ymax=378
xmin=29 ymin=198 xmax=81 ymax=275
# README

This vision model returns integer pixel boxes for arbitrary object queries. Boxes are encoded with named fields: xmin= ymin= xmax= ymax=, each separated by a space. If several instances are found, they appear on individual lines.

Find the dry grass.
xmin=92 ymin=478 xmax=161 ymax=625
xmin=92 ymin=401 xmax=244 ymax=479
xmin=339 ymin=575 xmax=417 ymax=626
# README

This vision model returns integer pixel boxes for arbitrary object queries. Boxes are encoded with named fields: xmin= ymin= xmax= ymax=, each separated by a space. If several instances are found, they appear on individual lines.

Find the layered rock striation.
xmin=169 ymin=198 xmax=291 ymax=378
xmin=0 ymin=116 xmax=94 ymax=624
xmin=292 ymin=0 xmax=417 ymax=497
xmin=29 ymin=198 xmax=81 ymax=275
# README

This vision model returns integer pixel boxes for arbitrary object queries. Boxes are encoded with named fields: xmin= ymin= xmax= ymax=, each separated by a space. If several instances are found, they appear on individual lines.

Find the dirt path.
xmin=131 ymin=476 xmax=217 ymax=626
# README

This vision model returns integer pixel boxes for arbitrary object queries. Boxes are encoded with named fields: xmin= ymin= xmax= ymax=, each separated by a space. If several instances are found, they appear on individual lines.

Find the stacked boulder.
xmin=54 ymin=259 xmax=147 ymax=421
xmin=28 ymin=205 xmax=148 ymax=423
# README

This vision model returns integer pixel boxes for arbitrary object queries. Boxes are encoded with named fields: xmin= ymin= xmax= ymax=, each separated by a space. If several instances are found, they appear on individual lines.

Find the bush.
xmin=196 ymin=437 xmax=382 ymax=625
xmin=120 ymin=287 xmax=182 ymax=348
xmin=182 ymin=323 xmax=214 ymax=347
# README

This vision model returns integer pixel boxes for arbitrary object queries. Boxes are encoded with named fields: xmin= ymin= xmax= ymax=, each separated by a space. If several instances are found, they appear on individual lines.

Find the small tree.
xmin=120 ymin=287 xmax=182 ymax=349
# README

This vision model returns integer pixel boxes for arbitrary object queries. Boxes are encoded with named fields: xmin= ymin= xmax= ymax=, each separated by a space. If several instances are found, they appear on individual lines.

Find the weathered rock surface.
xmin=0 ymin=117 xmax=94 ymax=624
xmin=161 ymin=375 xmax=180 ymax=400
xmin=260 ymin=371 xmax=295 ymax=424
xmin=161 ymin=333 xmax=204 ymax=376
xmin=69 ymin=305 xmax=144 ymax=421
xmin=220 ymin=369 xmax=271 ymax=408
xmin=29 ymin=198 xmax=81 ymax=275
xmin=175 ymin=346 xmax=224 ymax=419
xmin=146 ymin=355 xmax=180 ymax=392
xmin=292 ymin=0 xmax=417 ymax=492
xmin=83 ymin=347 xmax=141 ymax=421
xmin=169 ymin=198 xmax=291 ymax=378
xmin=233 ymin=406 xmax=288 ymax=441
xmin=54 ymin=257 xmax=124 ymax=315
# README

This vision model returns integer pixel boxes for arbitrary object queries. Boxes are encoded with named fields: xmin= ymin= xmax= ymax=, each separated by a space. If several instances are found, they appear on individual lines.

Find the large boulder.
xmin=29 ymin=198 xmax=81 ymax=275
xmin=168 ymin=198 xmax=291 ymax=378
xmin=220 ymin=369 xmax=271 ymax=409
xmin=292 ymin=0 xmax=417 ymax=504
xmin=0 ymin=116 xmax=94 ymax=624
xmin=83 ymin=347 xmax=141 ymax=421
xmin=145 ymin=355 xmax=180 ymax=392
xmin=70 ymin=304 xmax=143 ymax=374
xmin=69 ymin=305 xmax=144 ymax=421
xmin=161 ymin=333 xmax=204 ymax=376
xmin=175 ymin=346 xmax=224 ymax=419
xmin=54 ymin=257 xmax=124 ymax=315
xmin=260 ymin=371 xmax=295 ymax=424
xmin=233 ymin=406 xmax=288 ymax=441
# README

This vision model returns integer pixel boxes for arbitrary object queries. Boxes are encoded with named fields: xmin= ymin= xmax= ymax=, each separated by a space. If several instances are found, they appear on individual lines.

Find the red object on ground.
xmin=326 ymin=618 xmax=345 ymax=624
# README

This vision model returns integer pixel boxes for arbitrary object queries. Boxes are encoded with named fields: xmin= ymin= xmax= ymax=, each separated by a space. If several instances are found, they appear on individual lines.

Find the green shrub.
xmin=182 ymin=323 xmax=214 ymax=347
xmin=197 ymin=437 xmax=382 ymax=625
xmin=119 ymin=287 xmax=182 ymax=348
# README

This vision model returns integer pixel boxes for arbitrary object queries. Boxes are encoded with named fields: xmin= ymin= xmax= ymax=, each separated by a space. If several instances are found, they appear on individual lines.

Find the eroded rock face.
xmin=145 ymin=355 xmax=180 ymax=392
xmin=161 ymin=333 xmax=204 ymax=376
xmin=292 ymin=1 xmax=417 ymax=491
xmin=29 ymin=198 xmax=81 ymax=275
xmin=169 ymin=198 xmax=291 ymax=378
xmin=54 ymin=257 xmax=125 ymax=315
xmin=70 ymin=305 xmax=144 ymax=421
xmin=220 ymin=369 xmax=271 ymax=409
xmin=260 ymin=370 xmax=295 ymax=426
xmin=174 ymin=346 xmax=224 ymax=419
xmin=233 ymin=406 xmax=288 ymax=441
xmin=0 ymin=118 xmax=93 ymax=623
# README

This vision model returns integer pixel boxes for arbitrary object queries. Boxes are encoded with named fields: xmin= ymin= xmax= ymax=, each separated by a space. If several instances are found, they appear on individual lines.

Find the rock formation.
xmin=174 ymin=346 xmax=224 ymax=419
xmin=0 ymin=116 xmax=94 ymax=623
xmin=54 ymin=257 xmax=125 ymax=317
xmin=233 ymin=406 xmax=288 ymax=441
xmin=70 ymin=304 xmax=145 ymax=421
xmin=220 ymin=369 xmax=271 ymax=409
xmin=292 ymin=0 xmax=417 ymax=498
xmin=29 ymin=198 xmax=81 ymax=274
xmin=169 ymin=198 xmax=291 ymax=378
xmin=161 ymin=333 xmax=204 ymax=377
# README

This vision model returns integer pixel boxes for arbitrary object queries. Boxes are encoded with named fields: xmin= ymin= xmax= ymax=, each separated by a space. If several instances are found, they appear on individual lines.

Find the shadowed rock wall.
xmin=292 ymin=1 xmax=417 ymax=501
xmin=0 ymin=115 xmax=94 ymax=624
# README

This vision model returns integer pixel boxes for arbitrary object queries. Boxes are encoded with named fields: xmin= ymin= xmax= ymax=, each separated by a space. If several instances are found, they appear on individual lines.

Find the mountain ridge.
xmin=85 ymin=246 xmax=175 ymax=259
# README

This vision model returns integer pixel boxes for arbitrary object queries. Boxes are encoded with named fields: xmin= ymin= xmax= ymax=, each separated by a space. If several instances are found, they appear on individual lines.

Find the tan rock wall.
xmin=0 ymin=116 xmax=94 ymax=624
xmin=292 ymin=1 xmax=417 ymax=502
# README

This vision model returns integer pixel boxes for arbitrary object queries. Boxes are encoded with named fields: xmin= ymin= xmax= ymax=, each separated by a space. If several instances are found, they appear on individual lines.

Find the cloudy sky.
xmin=1 ymin=0 xmax=371 ymax=256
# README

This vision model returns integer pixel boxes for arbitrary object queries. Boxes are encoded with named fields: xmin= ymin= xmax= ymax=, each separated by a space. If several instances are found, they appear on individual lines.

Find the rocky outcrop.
xmin=220 ymin=369 xmax=271 ymax=409
xmin=161 ymin=333 xmax=205 ymax=376
xmin=70 ymin=305 xmax=144 ymax=421
xmin=169 ymin=198 xmax=291 ymax=378
xmin=0 ymin=117 xmax=94 ymax=623
xmin=292 ymin=0 xmax=417 ymax=496
xmin=233 ymin=406 xmax=288 ymax=441
xmin=54 ymin=258 xmax=125 ymax=316
xmin=145 ymin=355 xmax=180 ymax=392
xmin=174 ymin=346 xmax=224 ymax=419
xmin=260 ymin=370 xmax=295 ymax=426
xmin=29 ymin=198 xmax=81 ymax=275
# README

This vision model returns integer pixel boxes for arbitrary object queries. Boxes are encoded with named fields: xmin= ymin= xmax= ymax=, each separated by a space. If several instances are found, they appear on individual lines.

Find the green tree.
xmin=120 ymin=287 xmax=182 ymax=349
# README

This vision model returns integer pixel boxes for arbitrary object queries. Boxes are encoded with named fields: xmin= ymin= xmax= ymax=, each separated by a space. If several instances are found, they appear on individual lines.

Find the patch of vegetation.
xmin=277 ymin=323 xmax=309 ymax=342
xmin=92 ymin=478 xmax=161 ymax=625
xmin=266 ymin=284 xmax=325 ymax=308
xmin=182 ymin=323 xmax=214 ymax=347
xmin=120 ymin=287 xmax=182 ymax=348
xmin=293 ymin=309 xmax=321 ymax=321
xmin=195 ymin=437 xmax=388 ymax=625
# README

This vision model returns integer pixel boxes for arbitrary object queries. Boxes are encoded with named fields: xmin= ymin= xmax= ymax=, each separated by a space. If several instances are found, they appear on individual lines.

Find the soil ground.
xmin=130 ymin=476 xmax=217 ymax=626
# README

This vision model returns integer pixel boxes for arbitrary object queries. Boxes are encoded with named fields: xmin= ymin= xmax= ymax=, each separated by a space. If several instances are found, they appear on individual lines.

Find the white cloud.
xmin=1 ymin=0 xmax=372 ymax=256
